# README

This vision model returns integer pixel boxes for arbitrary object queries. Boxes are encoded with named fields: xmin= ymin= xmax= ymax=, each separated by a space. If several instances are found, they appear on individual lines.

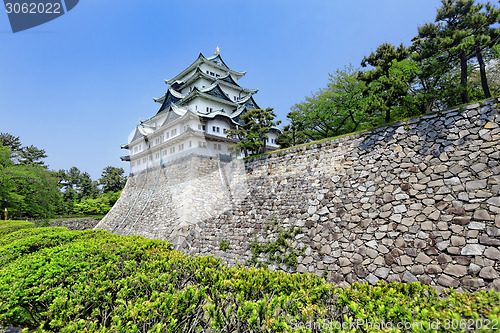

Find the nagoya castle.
xmin=96 ymin=49 xmax=275 ymax=251
xmin=120 ymin=48 xmax=279 ymax=174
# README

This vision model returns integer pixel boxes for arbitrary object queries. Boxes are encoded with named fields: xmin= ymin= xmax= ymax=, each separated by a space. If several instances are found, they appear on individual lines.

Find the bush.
xmin=0 ymin=221 xmax=498 ymax=332
xmin=0 ymin=220 xmax=34 ymax=238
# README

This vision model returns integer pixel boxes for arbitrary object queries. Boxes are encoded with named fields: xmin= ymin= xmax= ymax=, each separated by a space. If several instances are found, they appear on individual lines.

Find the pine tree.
xmin=360 ymin=43 xmax=411 ymax=123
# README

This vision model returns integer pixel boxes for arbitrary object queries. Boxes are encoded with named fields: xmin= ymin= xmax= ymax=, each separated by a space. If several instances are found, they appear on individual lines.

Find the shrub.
xmin=0 ymin=221 xmax=498 ymax=332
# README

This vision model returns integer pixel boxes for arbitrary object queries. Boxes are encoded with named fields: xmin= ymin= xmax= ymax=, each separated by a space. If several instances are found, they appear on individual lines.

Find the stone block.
xmin=466 ymin=180 xmax=487 ymax=191
xmin=461 ymin=277 xmax=485 ymax=288
xmin=450 ymin=236 xmax=466 ymax=246
xmin=320 ymin=244 xmax=331 ymax=255
xmin=394 ymin=204 xmax=407 ymax=214
xmin=374 ymin=267 xmax=391 ymax=279
xmin=338 ymin=258 xmax=351 ymax=267
xmin=365 ymin=240 xmax=378 ymax=249
xmin=410 ymin=265 xmax=425 ymax=275
xmin=468 ymin=263 xmax=481 ymax=275
xmin=400 ymin=255 xmax=413 ymax=266
xmin=402 ymin=271 xmax=418 ymax=283
xmin=425 ymin=264 xmax=442 ymax=274
xmin=473 ymin=210 xmax=492 ymax=221
xmin=366 ymin=273 xmax=379 ymax=285
xmin=437 ymin=253 xmax=452 ymax=264
xmin=479 ymin=266 xmax=499 ymax=280
xmin=297 ymin=264 xmax=307 ymax=273
xmin=415 ymin=252 xmax=432 ymax=264
xmin=479 ymin=236 xmax=500 ymax=246
xmin=438 ymin=274 xmax=459 ymax=288
xmin=421 ymin=221 xmax=434 ymax=230
xmin=386 ymin=274 xmax=401 ymax=283
xmin=444 ymin=264 xmax=467 ymax=277
xmin=461 ymin=244 xmax=485 ymax=256
xmin=484 ymin=247 xmax=500 ymax=260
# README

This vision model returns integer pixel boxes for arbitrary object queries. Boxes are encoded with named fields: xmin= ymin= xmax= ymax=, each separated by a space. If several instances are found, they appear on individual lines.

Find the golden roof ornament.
xmin=215 ymin=46 xmax=220 ymax=55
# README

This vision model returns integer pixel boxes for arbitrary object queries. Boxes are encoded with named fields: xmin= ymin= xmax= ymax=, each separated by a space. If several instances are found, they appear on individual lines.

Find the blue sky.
xmin=0 ymin=0 xmax=444 ymax=180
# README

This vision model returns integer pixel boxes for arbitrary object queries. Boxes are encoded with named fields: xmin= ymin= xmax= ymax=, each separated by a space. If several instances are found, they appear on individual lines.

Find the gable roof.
xmin=165 ymin=52 xmax=246 ymax=85
xmin=154 ymin=88 xmax=185 ymax=114
xmin=237 ymin=94 xmax=260 ymax=110
xmin=206 ymin=53 xmax=230 ymax=69
xmin=178 ymin=83 xmax=238 ymax=108
xmin=167 ymin=67 xmax=258 ymax=95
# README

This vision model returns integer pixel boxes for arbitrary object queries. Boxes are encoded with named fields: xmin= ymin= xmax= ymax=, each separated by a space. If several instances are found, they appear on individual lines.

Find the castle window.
xmin=165 ymin=132 xmax=169 ymax=139
xmin=216 ymin=74 xmax=220 ymax=78
xmin=162 ymin=150 xmax=167 ymax=156
xmin=210 ymin=72 xmax=214 ymax=76
xmin=137 ymin=160 xmax=141 ymax=165
xmin=189 ymin=141 xmax=192 ymax=148
xmin=155 ymin=153 xmax=160 ymax=159
xmin=202 ymin=125 xmax=206 ymax=131
xmin=218 ymin=144 xmax=221 ymax=150
xmin=206 ymin=70 xmax=209 ymax=74
xmin=212 ymin=126 xmax=216 ymax=132
xmin=143 ymin=158 xmax=146 ymax=163
xmin=216 ymin=127 xmax=220 ymax=133
xmin=198 ymin=141 xmax=202 ymax=147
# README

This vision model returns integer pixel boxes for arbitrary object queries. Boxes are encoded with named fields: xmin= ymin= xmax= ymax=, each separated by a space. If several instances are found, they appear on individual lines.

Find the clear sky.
xmin=0 ymin=0 xmax=444 ymax=180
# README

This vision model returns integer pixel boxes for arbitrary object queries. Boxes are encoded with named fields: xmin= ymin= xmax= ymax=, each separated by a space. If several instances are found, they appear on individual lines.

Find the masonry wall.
xmin=96 ymin=99 xmax=500 ymax=292
xmin=49 ymin=219 xmax=100 ymax=230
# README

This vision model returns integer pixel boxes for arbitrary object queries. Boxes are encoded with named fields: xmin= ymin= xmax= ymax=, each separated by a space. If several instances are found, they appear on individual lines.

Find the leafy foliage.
xmin=0 ymin=133 xmax=126 ymax=219
xmin=227 ymin=108 xmax=280 ymax=157
xmin=0 ymin=133 xmax=47 ymax=166
xmin=249 ymin=224 xmax=304 ymax=270
xmin=360 ymin=43 xmax=416 ymax=124
xmin=99 ymin=166 xmax=127 ymax=193
xmin=0 ymin=221 xmax=498 ymax=332
xmin=219 ymin=239 xmax=230 ymax=251
xmin=286 ymin=0 xmax=500 ymax=147
xmin=289 ymin=66 xmax=368 ymax=141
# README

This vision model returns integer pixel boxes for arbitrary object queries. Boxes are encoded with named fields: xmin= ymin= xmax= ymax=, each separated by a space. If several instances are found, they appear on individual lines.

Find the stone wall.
xmin=96 ymin=98 xmax=500 ymax=292
xmin=49 ymin=219 xmax=100 ymax=230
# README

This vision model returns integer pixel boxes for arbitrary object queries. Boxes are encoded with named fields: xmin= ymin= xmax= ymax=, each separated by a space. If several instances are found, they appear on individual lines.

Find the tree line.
xmin=0 ymin=133 xmax=127 ymax=220
xmin=231 ymin=0 xmax=500 ymax=154
xmin=278 ymin=0 xmax=500 ymax=147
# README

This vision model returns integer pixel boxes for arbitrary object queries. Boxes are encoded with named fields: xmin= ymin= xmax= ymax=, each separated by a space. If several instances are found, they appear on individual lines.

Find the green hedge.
xmin=0 ymin=220 xmax=34 ymax=238
xmin=0 ymin=221 xmax=498 ymax=332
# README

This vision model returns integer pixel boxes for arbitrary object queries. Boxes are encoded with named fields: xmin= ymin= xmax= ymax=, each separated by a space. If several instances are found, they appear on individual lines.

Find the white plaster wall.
xmin=187 ymin=97 xmax=232 ymax=115
xmin=266 ymin=131 xmax=279 ymax=147
xmin=199 ymin=64 xmax=226 ymax=78
xmin=207 ymin=118 xmax=232 ymax=137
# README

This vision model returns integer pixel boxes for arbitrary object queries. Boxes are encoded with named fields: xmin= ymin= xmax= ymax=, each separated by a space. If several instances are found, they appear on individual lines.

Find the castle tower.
xmin=120 ymin=50 xmax=279 ymax=174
